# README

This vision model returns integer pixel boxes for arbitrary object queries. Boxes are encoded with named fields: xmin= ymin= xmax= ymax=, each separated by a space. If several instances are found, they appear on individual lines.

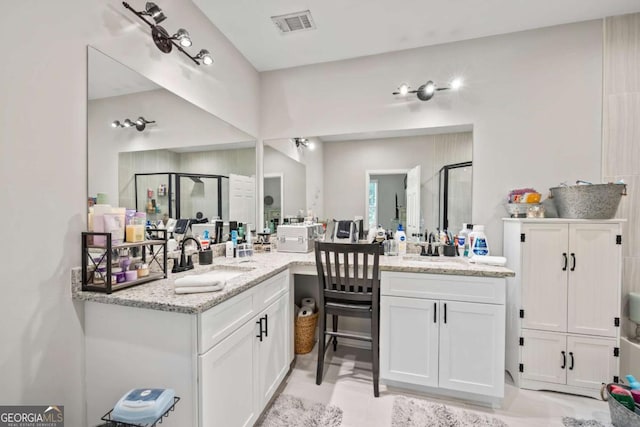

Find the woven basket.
xmin=603 ymin=383 xmax=640 ymax=427
xmin=294 ymin=311 xmax=319 ymax=354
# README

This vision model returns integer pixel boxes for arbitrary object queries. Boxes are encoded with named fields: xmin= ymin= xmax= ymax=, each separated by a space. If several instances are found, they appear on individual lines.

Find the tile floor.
xmin=275 ymin=345 xmax=612 ymax=427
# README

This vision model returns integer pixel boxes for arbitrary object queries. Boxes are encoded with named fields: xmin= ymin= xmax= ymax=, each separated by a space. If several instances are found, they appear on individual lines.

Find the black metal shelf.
xmin=100 ymin=396 xmax=180 ymax=427
xmin=82 ymin=230 xmax=167 ymax=294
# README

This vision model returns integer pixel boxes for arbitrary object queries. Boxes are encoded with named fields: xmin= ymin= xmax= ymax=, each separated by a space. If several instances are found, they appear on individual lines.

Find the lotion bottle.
xmin=395 ymin=224 xmax=407 ymax=256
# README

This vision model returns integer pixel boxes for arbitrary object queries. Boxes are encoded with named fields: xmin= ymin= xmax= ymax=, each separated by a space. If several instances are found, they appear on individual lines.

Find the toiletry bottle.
xmin=225 ymin=241 xmax=233 ymax=258
xmin=231 ymin=230 xmax=238 ymax=248
xmin=470 ymin=225 xmax=490 ymax=256
xmin=238 ymin=223 xmax=244 ymax=241
xmin=463 ymin=223 xmax=473 ymax=257
xmin=395 ymin=224 xmax=407 ymax=256
xmin=458 ymin=223 xmax=468 ymax=256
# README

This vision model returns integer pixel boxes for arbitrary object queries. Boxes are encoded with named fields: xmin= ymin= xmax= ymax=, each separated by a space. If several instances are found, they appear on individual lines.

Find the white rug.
xmin=392 ymin=396 xmax=508 ymax=427
xmin=256 ymin=394 xmax=343 ymax=427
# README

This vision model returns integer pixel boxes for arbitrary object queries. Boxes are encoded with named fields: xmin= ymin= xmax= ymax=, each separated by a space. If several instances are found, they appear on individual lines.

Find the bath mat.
xmin=256 ymin=394 xmax=343 ymax=427
xmin=562 ymin=417 xmax=610 ymax=427
xmin=391 ymin=395 xmax=508 ymax=427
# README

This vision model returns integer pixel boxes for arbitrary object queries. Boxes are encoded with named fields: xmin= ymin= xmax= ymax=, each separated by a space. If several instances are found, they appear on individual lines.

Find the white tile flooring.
xmin=274 ymin=345 xmax=612 ymax=427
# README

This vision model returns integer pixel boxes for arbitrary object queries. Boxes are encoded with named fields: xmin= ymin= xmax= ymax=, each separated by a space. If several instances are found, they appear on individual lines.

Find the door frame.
xmin=365 ymin=169 xmax=409 ymax=231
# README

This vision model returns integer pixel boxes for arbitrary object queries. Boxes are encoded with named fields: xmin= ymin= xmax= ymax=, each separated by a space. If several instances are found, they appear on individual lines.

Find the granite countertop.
xmin=72 ymin=251 xmax=514 ymax=314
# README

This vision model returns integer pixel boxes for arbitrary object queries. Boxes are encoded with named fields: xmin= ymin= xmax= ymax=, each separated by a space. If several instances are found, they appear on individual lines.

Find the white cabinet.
xmin=200 ymin=292 xmax=290 ymax=427
xmin=380 ymin=272 xmax=506 ymax=403
xmin=439 ymin=300 xmax=505 ymax=396
xmin=504 ymin=219 xmax=623 ymax=398
xmin=85 ymin=269 xmax=292 ymax=427
xmin=200 ymin=319 xmax=259 ymax=427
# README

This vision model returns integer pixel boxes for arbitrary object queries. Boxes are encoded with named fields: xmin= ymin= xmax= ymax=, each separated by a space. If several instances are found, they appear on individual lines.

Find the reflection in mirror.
xmin=87 ymin=47 xmax=257 ymax=229
xmin=320 ymin=128 xmax=473 ymax=237
xmin=262 ymin=141 xmax=308 ymax=228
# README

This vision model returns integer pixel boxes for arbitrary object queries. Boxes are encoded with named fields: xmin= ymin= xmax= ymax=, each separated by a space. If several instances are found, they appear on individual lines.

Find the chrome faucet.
xmin=172 ymin=237 xmax=202 ymax=273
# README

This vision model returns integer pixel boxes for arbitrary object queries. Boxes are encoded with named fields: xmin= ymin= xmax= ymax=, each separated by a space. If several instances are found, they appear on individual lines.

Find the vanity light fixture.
xmin=122 ymin=2 xmax=213 ymax=66
xmin=111 ymin=117 xmax=156 ymax=132
xmin=393 ymin=78 xmax=463 ymax=101
xmin=293 ymin=137 xmax=315 ymax=150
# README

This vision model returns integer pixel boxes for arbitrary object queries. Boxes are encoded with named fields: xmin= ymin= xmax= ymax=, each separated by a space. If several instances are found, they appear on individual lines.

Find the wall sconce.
xmin=123 ymin=2 xmax=213 ymax=66
xmin=393 ymin=78 xmax=463 ymax=101
xmin=293 ymin=137 xmax=315 ymax=150
xmin=112 ymin=117 xmax=156 ymax=131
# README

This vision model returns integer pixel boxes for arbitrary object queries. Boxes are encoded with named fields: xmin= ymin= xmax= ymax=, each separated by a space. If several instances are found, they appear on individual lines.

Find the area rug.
xmin=562 ymin=417 xmax=609 ymax=427
xmin=391 ymin=395 xmax=508 ymax=427
xmin=256 ymin=394 xmax=343 ymax=427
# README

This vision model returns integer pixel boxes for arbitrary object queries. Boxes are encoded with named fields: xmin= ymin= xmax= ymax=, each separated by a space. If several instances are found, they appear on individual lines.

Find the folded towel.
xmin=174 ymin=275 xmax=225 ymax=288
xmin=175 ymin=284 xmax=226 ymax=294
xmin=469 ymin=255 xmax=507 ymax=266
xmin=336 ymin=220 xmax=353 ymax=239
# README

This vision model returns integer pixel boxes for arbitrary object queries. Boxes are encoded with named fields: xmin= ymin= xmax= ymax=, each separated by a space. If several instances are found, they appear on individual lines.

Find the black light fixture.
xmin=123 ymin=2 xmax=213 ymax=66
xmin=293 ymin=137 xmax=315 ymax=150
xmin=393 ymin=78 xmax=463 ymax=101
xmin=111 ymin=116 xmax=156 ymax=132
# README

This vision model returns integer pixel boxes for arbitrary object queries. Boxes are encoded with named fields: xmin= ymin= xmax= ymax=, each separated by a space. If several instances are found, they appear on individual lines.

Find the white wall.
xmin=261 ymin=21 xmax=604 ymax=253
xmin=0 ymin=1 xmax=259 ymax=425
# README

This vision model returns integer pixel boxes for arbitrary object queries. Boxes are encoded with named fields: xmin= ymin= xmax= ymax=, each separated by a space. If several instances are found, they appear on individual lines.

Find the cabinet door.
xmin=258 ymin=293 xmax=290 ymax=407
xmin=439 ymin=301 xmax=505 ymax=397
xmin=200 ymin=319 xmax=259 ymax=427
xmin=380 ymin=296 xmax=439 ymax=387
xmin=520 ymin=329 xmax=567 ymax=385
xmin=566 ymin=335 xmax=617 ymax=389
xmin=521 ymin=224 xmax=569 ymax=332
xmin=567 ymin=224 xmax=620 ymax=337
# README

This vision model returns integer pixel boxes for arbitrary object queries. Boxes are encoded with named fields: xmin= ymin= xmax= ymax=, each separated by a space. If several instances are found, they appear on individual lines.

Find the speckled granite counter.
xmin=72 ymin=251 xmax=514 ymax=314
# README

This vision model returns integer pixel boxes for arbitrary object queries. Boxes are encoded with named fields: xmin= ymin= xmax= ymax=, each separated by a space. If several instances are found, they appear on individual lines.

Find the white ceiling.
xmin=193 ymin=0 xmax=640 ymax=71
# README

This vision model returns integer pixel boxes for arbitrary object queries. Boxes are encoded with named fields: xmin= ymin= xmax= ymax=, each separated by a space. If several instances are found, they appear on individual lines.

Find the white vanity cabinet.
xmin=503 ymin=219 xmax=623 ymax=399
xmin=380 ymin=271 xmax=506 ymax=403
xmin=85 ymin=269 xmax=292 ymax=427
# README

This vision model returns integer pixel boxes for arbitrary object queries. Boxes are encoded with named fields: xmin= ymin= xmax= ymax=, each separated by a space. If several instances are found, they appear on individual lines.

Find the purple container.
xmin=125 ymin=270 xmax=137 ymax=282
xmin=115 ymin=272 xmax=126 ymax=283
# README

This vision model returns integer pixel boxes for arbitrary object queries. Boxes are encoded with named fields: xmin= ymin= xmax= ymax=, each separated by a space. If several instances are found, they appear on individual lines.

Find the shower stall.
xmin=134 ymin=172 xmax=229 ymax=222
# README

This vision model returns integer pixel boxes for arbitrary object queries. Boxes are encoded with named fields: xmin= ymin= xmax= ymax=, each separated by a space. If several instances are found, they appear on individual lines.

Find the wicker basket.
xmin=603 ymin=383 xmax=640 ymax=427
xmin=294 ymin=311 xmax=319 ymax=354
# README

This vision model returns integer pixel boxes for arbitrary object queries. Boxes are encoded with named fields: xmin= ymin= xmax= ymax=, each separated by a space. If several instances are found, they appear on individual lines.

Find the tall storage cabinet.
xmin=503 ymin=219 xmax=623 ymax=399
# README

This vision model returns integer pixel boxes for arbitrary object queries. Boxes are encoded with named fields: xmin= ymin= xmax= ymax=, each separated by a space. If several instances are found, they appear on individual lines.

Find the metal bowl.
xmin=549 ymin=183 xmax=626 ymax=219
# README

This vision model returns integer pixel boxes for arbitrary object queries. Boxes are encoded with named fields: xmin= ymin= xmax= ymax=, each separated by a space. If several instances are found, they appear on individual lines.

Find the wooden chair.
xmin=314 ymin=241 xmax=381 ymax=397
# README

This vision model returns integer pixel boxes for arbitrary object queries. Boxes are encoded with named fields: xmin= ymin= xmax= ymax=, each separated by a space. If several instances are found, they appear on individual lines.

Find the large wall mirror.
xmin=265 ymin=127 xmax=472 ymax=238
xmin=87 ymin=47 xmax=257 ymax=229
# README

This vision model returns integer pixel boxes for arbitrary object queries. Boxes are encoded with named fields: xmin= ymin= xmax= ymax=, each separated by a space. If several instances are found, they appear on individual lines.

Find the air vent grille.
xmin=272 ymin=10 xmax=316 ymax=34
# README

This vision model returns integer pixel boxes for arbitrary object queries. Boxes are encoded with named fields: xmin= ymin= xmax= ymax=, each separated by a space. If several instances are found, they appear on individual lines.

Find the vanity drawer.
xmin=255 ymin=269 xmax=290 ymax=312
xmin=199 ymin=292 xmax=256 ymax=354
xmin=381 ymin=271 xmax=505 ymax=305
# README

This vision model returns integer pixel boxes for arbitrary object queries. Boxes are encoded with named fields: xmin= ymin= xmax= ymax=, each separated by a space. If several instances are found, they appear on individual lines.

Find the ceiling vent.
xmin=271 ymin=10 xmax=316 ymax=34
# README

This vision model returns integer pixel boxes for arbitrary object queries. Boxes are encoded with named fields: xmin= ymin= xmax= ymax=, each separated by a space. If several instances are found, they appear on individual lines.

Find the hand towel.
xmin=174 ymin=275 xmax=224 ymax=288
xmin=336 ymin=220 xmax=353 ymax=239
xmin=468 ymin=255 xmax=507 ymax=266
xmin=174 ymin=284 xmax=226 ymax=294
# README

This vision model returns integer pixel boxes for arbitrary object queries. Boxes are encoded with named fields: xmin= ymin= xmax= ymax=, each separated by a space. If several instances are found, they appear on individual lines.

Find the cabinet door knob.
xmin=256 ymin=318 xmax=264 ymax=341
xmin=561 ymin=351 xmax=566 ymax=369
xmin=570 ymin=253 xmax=576 ymax=271
xmin=569 ymin=352 xmax=574 ymax=370
xmin=562 ymin=253 xmax=568 ymax=271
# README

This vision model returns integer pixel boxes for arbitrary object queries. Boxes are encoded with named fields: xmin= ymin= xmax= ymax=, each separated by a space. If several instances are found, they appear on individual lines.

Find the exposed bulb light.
xmin=195 ymin=49 xmax=213 ymax=65
xmin=123 ymin=2 xmax=213 ymax=67
xmin=142 ymin=2 xmax=166 ymax=24
xmin=112 ymin=117 xmax=155 ymax=131
xmin=308 ymin=141 xmax=315 ymax=150
xmin=394 ymin=77 xmax=462 ymax=101
xmin=174 ymin=28 xmax=192 ymax=47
